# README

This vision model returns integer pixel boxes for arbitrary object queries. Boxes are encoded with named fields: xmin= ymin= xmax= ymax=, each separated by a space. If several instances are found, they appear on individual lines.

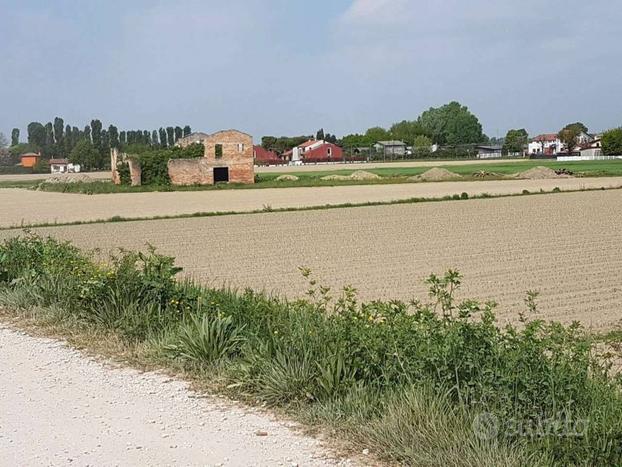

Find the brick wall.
xmin=169 ymin=130 xmax=255 ymax=186
xmin=168 ymin=159 xmax=214 ymax=185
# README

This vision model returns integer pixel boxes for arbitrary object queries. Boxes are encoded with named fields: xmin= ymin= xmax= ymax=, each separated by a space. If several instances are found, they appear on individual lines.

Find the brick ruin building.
xmin=168 ymin=130 xmax=254 ymax=185
xmin=112 ymin=129 xmax=254 ymax=186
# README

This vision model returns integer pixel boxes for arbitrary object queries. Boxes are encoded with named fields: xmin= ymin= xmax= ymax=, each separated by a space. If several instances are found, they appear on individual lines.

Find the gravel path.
xmin=2 ymin=177 xmax=622 ymax=228
xmin=0 ymin=325 xmax=345 ymax=466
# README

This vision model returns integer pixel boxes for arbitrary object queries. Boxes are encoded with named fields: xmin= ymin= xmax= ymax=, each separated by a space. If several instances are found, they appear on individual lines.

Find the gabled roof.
xmin=532 ymin=134 xmax=559 ymax=142
xmin=49 ymin=158 xmax=69 ymax=164
xmin=20 ymin=152 xmax=40 ymax=157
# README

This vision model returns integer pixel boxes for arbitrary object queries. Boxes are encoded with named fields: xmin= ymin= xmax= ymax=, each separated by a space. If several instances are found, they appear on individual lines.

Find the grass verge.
xmin=1 ymin=234 xmax=621 ymax=465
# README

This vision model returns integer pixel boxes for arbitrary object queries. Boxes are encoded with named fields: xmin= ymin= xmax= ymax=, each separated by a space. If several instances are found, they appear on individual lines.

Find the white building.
xmin=528 ymin=134 xmax=563 ymax=156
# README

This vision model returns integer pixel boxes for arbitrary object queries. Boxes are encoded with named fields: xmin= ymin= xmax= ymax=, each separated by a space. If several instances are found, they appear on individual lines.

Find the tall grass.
xmin=1 ymin=233 xmax=621 ymax=465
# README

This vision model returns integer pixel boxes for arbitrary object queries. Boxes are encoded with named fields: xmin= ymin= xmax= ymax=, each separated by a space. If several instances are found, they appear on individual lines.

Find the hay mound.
xmin=349 ymin=170 xmax=381 ymax=181
xmin=275 ymin=175 xmax=299 ymax=182
xmin=472 ymin=170 xmax=506 ymax=178
xmin=516 ymin=166 xmax=572 ymax=180
xmin=410 ymin=168 xmax=462 ymax=182
xmin=321 ymin=175 xmax=352 ymax=181
xmin=44 ymin=174 xmax=94 ymax=184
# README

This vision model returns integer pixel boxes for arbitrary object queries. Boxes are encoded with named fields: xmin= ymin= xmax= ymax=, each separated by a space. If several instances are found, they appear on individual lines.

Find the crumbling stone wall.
xmin=168 ymin=159 xmax=214 ymax=185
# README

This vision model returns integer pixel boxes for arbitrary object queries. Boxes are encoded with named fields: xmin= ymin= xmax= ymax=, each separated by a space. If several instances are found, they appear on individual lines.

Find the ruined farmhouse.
xmin=169 ymin=130 xmax=254 ymax=185
xmin=112 ymin=129 xmax=254 ymax=186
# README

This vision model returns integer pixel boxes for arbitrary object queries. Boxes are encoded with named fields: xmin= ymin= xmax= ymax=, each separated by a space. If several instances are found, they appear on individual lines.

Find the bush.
xmin=1 ymin=234 xmax=621 ymax=465
xmin=132 ymin=143 xmax=205 ymax=185
xmin=601 ymin=127 xmax=622 ymax=156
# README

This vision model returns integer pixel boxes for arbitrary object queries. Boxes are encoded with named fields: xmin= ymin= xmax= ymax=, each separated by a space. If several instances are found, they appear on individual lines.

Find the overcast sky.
xmin=1 ymin=0 xmax=621 ymax=140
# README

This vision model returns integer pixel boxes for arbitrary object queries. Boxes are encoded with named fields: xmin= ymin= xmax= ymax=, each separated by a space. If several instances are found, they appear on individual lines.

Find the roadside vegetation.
xmin=23 ymin=159 xmax=622 ymax=195
xmin=1 ymin=234 xmax=620 ymax=465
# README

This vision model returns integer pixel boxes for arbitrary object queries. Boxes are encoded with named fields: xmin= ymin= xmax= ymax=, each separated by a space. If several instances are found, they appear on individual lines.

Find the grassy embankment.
xmin=8 ymin=160 xmax=622 ymax=194
xmin=1 ymin=234 xmax=621 ymax=465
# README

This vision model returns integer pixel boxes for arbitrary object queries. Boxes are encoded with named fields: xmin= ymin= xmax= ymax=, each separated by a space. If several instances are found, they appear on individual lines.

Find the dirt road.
xmin=0 ymin=325 xmax=343 ymax=466
xmin=2 ymin=177 xmax=622 ymax=228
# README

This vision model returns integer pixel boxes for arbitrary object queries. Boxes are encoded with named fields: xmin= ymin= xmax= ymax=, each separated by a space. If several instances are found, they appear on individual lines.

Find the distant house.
xmin=253 ymin=146 xmax=282 ymax=165
xmin=283 ymin=139 xmax=343 ymax=164
xmin=476 ymin=145 xmax=503 ymax=159
xmin=20 ymin=152 xmax=41 ymax=168
xmin=528 ymin=134 xmax=563 ymax=156
xmin=373 ymin=141 xmax=407 ymax=157
xmin=302 ymin=142 xmax=343 ymax=163
xmin=176 ymin=132 xmax=210 ymax=148
xmin=579 ymin=138 xmax=603 ymax=159
xmin=49 ymin=159 xmax=80 ymax=174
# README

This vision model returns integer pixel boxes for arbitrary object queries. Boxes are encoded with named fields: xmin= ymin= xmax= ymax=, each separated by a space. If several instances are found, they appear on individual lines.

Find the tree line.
xmin=6 ymin=118 xmax=192 ymax=170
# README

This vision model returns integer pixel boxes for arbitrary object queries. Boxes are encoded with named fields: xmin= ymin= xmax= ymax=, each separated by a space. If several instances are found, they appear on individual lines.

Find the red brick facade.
xmin=168 ymin=130 xmax=254 ymax=185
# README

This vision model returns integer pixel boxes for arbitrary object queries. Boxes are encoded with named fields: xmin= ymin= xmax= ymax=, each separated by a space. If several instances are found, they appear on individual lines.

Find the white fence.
xmin=557 ymin=155 xmax=622 ymax=162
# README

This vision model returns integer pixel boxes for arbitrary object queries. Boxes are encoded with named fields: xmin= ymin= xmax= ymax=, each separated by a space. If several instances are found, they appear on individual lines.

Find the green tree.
xmin=69 ymin=140 xmax=99 ymax=171
xmin=413 ymin=135 xmax=433 ymax=156
xmin=0 ymin=132 xmax=7 ymax=148
xmin=166 ymin=127 xmax=175 ymax=147
xmin=503 ymin=129 xmax=528 ymax=154
xmin=53 ymin=117 xmax=64 ymax=145
xmin=108 ymin=125 xmax=120 ymax=149
xmin=83 ymin=125 xmax=92 ymax=143
xmin=390 ymin=120 xmax=428 ymax=145
xmin=151 ymin=130 xmax=159 ymax=147
xmin=365 ymin=126 xmax=390 ymax=143
xmin=11 ymin=128 xmax=19 ymax=146
xmin=44 ymin=122 xmax=55 ymax=147
xmin=558 ymin=122 xmax=588 ymax=153
xmin=159 ymin=128 xmax=167 ymax=148
xmin=27 ymin=122 xmax=46 ymax=148
xmin=91 ymin=119 xmax=103 ymax=150
xmin=261 ymin=136 xmax=277 ymax=150
xmin=417 ymin=101 xmax=484 ymax=145
xmin=174 ymin=126 xmax=183 ymax=143
xmin=601 ymin=128 xmax=622 ymax=156
xmin=183 ymin=125 xmax=192 ymax=137
xmin=316 ymin=128 xmax=325 ymax=140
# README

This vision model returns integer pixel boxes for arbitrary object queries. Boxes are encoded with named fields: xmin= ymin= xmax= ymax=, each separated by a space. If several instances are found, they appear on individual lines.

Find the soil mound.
xmin=44 ymin=174 xmax=94 ymax=184
xmin=275 ymin=175 xmax=299 ymax=182
xmin=516 ymin=166 xmax=573 ymax=180
xmin=349 ymin=170 xmax=381 ymax=181
xmin=410 ymin=168 xmax=462 ymax=182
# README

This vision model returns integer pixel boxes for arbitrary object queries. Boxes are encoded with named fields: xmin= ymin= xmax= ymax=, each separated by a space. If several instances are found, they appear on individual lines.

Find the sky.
xmin=1 ymin=0 xmax=621 ymax=141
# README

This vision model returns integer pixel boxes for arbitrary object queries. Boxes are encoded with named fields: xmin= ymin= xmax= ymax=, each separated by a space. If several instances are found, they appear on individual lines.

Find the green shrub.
xmin=461 ymin=192 xmax=469 ymax=199
xmin=167 ymin=314 xmax=246 ymax=365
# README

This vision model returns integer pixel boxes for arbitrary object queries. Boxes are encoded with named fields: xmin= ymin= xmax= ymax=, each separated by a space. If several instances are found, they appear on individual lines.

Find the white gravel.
xmin=0 ymin=325 xmax=348 ymax=466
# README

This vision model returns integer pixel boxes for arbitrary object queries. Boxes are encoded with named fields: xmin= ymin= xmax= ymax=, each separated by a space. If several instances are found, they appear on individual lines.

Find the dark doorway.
xmin=213 ymin=167 xmax=229 ymax=183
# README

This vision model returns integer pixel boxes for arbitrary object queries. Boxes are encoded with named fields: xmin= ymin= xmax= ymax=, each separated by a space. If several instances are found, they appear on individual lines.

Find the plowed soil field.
xmin=2 ymin=189 xmax=621 ymax=329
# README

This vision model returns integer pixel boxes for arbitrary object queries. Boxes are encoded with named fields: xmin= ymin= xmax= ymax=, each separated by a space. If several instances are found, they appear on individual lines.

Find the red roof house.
xmin=302 ymin=142 xmax=343 ymax=163
xmin=253 ymin=146 xmax=283 ymax=165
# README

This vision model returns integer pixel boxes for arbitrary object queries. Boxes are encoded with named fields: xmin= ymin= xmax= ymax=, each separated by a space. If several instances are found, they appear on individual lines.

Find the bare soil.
xmin=4 ymin=189 xmax=621 ymax=330
xmin=2 ymin=177 xmax=622 ymax=228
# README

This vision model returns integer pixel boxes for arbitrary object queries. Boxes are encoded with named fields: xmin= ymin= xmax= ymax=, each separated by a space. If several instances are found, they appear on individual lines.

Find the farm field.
xmin=258 ymin=158 xmax=622 ymax=177
xmin=2 ymin=176 xmax=622 ymax=228
xmin=4 ymin=189 xmax=621 ymax=330
xmin=0 ymin=171 xmax=109 ymax=183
